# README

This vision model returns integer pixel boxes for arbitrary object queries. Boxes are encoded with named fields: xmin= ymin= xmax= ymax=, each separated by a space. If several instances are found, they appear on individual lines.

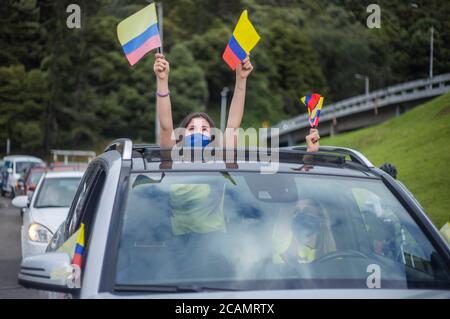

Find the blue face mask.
xmin=293 ymin=212 xmax=321 ymax=240
xmin=184 ymin=133 xmax=211 ymax=147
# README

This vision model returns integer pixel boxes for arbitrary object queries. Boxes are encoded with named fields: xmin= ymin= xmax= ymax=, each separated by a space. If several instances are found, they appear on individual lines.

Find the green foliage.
xmin=0 ymin=65 xmax=47 ymax=154
xmin=167 ymin=44 xmax=208 ymax=125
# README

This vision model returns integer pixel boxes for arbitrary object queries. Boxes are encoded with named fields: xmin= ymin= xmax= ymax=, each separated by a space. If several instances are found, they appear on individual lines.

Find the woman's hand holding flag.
xmin=236 ymin=56 xmax=254 ymax=81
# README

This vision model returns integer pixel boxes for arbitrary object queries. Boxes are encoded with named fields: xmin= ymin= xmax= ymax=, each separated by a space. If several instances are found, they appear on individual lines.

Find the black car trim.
xmin=129 ymin=169 xmax=380 ymax=181
xmin=19 ymin=271 xmax=50 ymax=279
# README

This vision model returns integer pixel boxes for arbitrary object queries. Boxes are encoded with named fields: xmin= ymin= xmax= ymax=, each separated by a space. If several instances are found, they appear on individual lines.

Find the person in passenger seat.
xmin=272 ymin=199 xmax=336 ymax=264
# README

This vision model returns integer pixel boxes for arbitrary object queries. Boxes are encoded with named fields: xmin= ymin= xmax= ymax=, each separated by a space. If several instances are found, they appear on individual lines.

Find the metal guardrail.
xmin=271 ymin=73 xmax=450 ymax=137
xmin=51 ymin=149 xmax=96 ymax=163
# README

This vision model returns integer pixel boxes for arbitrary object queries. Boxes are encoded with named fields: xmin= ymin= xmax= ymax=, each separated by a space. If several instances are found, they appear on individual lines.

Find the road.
xmin=0 ymin=196 xmax=44 ymax=298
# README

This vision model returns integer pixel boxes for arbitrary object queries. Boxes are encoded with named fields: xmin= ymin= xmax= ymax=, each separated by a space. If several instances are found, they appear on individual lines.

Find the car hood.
xmin=30 ymin=207 xmax=69 ymax=233
xmin=91 ymin=289 xmax=450 ymax=299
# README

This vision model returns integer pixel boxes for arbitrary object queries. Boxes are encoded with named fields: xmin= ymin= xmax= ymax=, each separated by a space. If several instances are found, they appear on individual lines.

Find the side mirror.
xmin=7 ymin=168 xmax=13 ymax=174
xmin=28 ymin=184 xmax=36 ymax=192
xmin=12 ymin=195 xmax=29 ymax=209
xmin=18 ymin=252 xmax=80 ymax=293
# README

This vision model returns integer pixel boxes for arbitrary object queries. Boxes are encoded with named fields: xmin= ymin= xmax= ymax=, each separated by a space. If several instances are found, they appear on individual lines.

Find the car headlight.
xmin=28 ymin=223 xmax=53 ymax=243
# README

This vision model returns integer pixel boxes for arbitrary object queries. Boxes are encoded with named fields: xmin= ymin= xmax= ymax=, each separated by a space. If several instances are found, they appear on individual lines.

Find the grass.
xmin=319 ymin=92 xmax=450 ymax=228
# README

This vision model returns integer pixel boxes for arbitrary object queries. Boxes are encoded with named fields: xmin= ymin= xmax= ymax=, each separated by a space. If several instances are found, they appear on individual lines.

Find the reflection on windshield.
xmin=35 ymin=178 xmax=81 ymax=208
xmin=115 ymin=172 xmax=450 ymax=291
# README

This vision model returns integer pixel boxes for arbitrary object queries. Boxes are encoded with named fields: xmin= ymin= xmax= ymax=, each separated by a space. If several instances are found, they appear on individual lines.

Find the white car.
xmin=1 ymin=155 xmax=45 ymax=197
xmin=13 ymin=171 xmax=84 ymax=259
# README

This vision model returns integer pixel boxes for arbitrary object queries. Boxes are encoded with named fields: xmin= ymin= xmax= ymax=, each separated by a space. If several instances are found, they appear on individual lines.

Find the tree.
xmin=167 ymin=44 xmax=209 ymax=125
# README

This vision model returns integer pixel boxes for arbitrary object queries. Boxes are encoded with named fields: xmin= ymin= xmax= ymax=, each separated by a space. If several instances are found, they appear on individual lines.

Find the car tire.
xmin=0 ymin=189 xmax=4 ymax=197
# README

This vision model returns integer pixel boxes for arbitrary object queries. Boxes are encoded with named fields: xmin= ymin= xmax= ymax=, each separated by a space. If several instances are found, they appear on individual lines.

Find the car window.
xmin=57 ymin=165 xmax=106 ymax=274
xmin=114 ymin=172 xmax=450 ymax=291
xmin=352 ymin=188 xmax=438 ymax=276
xmin=4 ymin=161 xmax=12 ymax=169
xmin=66 ymin=166 xmax=101 ymax=237
xmin=16 ymin=161 xmax=42 ymax=175
xmin=29 ymin=171 xmax=44 ymax=185
xmin=34 ymin=177 xmax=81 ymax=208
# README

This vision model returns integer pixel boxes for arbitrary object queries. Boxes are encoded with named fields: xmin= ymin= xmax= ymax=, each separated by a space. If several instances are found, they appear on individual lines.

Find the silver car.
xmin=18 ymin=139 xmax=450 ymax=298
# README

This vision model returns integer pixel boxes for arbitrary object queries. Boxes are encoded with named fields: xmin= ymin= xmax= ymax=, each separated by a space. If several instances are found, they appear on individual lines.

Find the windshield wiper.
xmin=114 ymin=284 xmax=238 ymax=293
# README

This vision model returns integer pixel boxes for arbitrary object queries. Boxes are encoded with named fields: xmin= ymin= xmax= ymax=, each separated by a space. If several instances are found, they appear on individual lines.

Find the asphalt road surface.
xmin=0 ymin=196 xmax=44 ymax=298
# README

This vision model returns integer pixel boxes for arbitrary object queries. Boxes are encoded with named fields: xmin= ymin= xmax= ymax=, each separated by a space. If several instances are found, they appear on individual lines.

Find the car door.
xmin=46 ymin=162 xmax=107 ymax=298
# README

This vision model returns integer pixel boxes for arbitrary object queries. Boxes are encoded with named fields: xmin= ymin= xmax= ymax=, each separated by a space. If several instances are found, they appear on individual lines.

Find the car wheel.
xmin=0 ymin=189 xmax=4 ymax=197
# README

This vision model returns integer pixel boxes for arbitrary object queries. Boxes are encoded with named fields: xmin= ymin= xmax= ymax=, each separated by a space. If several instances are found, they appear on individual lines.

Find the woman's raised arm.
xmin=154 ymin=53 xmax=175 ymax=148
xmin=224 ymin=56 xmax=253 ymax=147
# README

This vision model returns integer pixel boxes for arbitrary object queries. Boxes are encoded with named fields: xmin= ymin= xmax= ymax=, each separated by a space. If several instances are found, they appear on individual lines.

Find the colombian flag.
xmin=223 ymin=10 xmax=260 ymax=70
xmin=301 ymin=94 xmax=324 ymax=128
xmin=117 ymin=3 xmax=161 ymax=66
xmin=72 ymin=223 xmax=85 ymax=267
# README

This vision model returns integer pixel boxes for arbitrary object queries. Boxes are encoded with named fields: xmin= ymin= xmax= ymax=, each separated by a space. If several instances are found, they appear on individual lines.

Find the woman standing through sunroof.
xmin=154 ymin=53 xmax=253 ymax=148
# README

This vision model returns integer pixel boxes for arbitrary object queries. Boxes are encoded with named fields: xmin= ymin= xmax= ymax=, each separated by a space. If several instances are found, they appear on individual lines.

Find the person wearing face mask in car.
xmin=272 ymin=199 xmax=336 ymax=264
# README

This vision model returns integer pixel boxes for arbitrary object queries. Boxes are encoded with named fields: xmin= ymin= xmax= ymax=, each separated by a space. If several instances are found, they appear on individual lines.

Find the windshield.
xmin=4 ymin=161 xmax=12 ymax=170
xmin=115 ymin=172 xmax=450 ymax=291
xmin=29 ymin=171 xmax=44 ymax=185
xmin=34 ymin=177 xmax=81 ymax=208
xmin=16 ymin=161 xmax=43 ymax=175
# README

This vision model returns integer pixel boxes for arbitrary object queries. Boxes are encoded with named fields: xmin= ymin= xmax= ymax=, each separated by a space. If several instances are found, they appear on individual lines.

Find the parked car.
xmin=16 ymin=166 xmax=47 ymax=198
xmin=17 ymin=164 xmax=88 ymax=198
xmin=1 ymin=156 xmax=45 ymax=198
xmin=17 ymin=140 xmax=450 ymax=298
xmin=13 ymin=171 xmax=84 ymax=259
xmin=0 ymin=160 xmax=4 ymax=191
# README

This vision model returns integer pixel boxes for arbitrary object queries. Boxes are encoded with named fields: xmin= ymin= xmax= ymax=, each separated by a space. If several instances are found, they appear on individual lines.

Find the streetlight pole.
xmin=355 ymin=74 xmax=370 ymax=96
xmin=409 ymin=3 xmax=435 ymax=79
xmin=220 ymin=87 xmax=230 ymax=131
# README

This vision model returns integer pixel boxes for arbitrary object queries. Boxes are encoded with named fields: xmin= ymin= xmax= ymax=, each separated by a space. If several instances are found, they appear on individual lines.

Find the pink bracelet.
xmin=156 ymin=91 xmax=170 ymax=97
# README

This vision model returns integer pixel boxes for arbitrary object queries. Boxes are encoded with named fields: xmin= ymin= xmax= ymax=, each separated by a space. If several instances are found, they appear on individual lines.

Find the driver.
xmin=272 ymin=199 xmax=336 ymax=264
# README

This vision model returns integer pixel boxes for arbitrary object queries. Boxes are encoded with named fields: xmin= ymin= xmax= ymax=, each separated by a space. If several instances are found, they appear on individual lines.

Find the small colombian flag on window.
xmin=223 ymin=10 xmax=260 ymax=70
xmin=72 ymin=223 xmax=85 ymax=267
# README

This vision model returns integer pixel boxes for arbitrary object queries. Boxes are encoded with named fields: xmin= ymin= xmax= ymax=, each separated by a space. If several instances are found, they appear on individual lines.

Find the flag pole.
xmin=157 ymin=1 xmax=163 ymax=55
xmin=155 ymin=1 xmax=164 ymax=143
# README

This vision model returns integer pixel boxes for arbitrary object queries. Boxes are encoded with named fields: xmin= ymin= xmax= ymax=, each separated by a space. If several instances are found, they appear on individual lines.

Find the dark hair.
xmin=179 ymin=112 xmax=215 ymax=129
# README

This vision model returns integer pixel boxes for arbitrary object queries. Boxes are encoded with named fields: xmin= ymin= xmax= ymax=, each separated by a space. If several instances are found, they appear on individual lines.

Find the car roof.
xmin=44 ymin=171 xmax=85 ymax=179
xmin=115 ymin=145 xmax=380 ymax=178
xmin=100 ymin=139 xmax=381 ymax=179
xmin=2 ymin=155 xmax=44 ymax=162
